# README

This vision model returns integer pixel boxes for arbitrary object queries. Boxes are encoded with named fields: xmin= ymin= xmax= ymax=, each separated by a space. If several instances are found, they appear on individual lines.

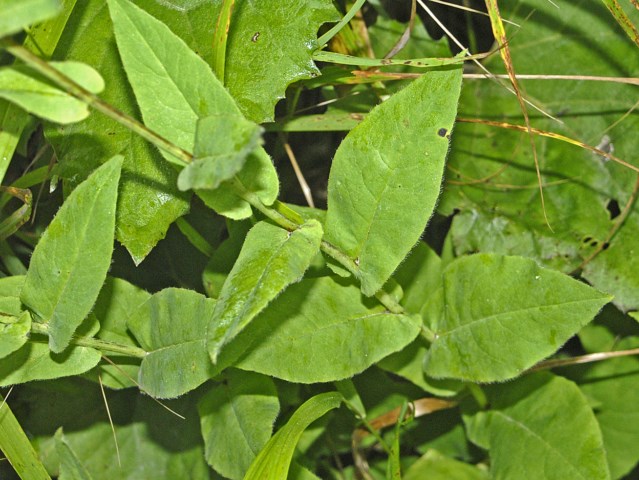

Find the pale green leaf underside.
xmin=128 ymin=288 xmax=216 ymax=398
xmin=198 ymin=370 xmax=279 ymax=480
xmin=237 ymin=277 xmax=422 ymax=383
xmin=0 ymin=0 xmax=61 ymax=38
xmin=20 ymin=156 xmax=122 ymax=353
xmin=244 ymin=392 xmax=342 ymax=480
xmin=325 ymin=67 xmax=462 ymax=296
xmin=0 ymin=310 xmax=31 ymax=359
xmin=208 ymin=220 xmax=323 ymax=362
xmin=424 ymin=254 xmax=611 ymax=382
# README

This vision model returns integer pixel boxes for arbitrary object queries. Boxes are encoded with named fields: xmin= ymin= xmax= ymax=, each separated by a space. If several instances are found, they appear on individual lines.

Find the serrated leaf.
xmin=463 ymin=373 xmax=610 ymax=480
xmin=0 ymin=61 xmax=104 ymax=124
xmin=0 ymin=310 xmax=31 ymax=359
xmin=128 ymin=288 xmax=216 ymax=398
xmin=236 ymin=277 xmax=422 ymax=383
xmin=21 ymin=156 xmax=122 ymax=353
xmin=244 ymin=392 xmax=342 ymax=480
xmin=198 ymin=370 xmax=279 ymax=479
xmin=324 ymin=68 xmax=462 ymax=296
xmin=0 ymin=0 xmax=61 ymax=38
xmin=424 ymin=253 xmax=611 ymax=382
xmin=177 ymin=114 xmax=263 ymax=191
xmin=55 ymin=428 xmax=93 ymax=480
xmin=207 ymin=220 xmax=322 ymax=362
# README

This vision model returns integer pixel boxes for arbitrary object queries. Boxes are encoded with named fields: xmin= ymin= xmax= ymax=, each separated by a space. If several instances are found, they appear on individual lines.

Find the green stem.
xmin=2 ymin=41 xmax=193 ymax=165
xmin=30 ymin=323 xmax=147 ymax=358
xmin=317 ymin=0 xmax=367 ymax=47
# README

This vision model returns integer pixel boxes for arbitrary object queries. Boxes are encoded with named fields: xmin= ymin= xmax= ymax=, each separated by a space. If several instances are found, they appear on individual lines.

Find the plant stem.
xmin=30 ymin=322 xmax=147 ymax=358
xmin=529 ymin=348 xmax=639 ymax=372
xmin=2 ymin=41 xmax=193 ymax=165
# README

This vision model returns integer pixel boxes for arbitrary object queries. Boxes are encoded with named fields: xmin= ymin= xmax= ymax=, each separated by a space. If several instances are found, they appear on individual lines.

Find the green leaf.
xmin=0 ymin=0 xmax=61 ymax=38
xmin=0 ymin=61 xmax=103 ymax=124
xmin=236 ymin=277 xmax=422 ymax=383
xmin=423 ymin=253 xmax=611 ymax=382
xmin=403 ymin=450 xmax=489 ymax=480
xmin=244 ymin=392 xmax=342 ymax=480
xmin=198 ymin=370 xmax=279 ymax=479
xmin=177 ymin=114 xmax=263 ymax=191
xmin=222 ymin=0 xmax=338 ymax=123
xmin=463 ymin=373 xmax=610 ymax=480
xmin=393 ymin=241 xmax=443 ymax=314
xmin=55 ymin=428 xmax=93 ymax=480
xmin=0 ymin=310 xmax=31 ymax=359
xmin=44 ymin=0 xmax=190 ymax=263
xmin=324 ymin=68 xmax=462 ymax=296
xmin=21 ymin=156 xmax=122 ymax=353
xmin=127 ymin=288 xmax=216 ymax=398
xmin=207 ymin=220 xmax=323 ymax=362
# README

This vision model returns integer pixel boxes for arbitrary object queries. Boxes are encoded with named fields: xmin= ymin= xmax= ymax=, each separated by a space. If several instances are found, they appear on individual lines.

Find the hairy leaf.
xmin=0 ymin=310 xmax=31 ymax=359
xmin=207 ymin=220 xmax=322 ymax=362
xmin=21 ymin=156 xmax=122 ymax=353
xmin=128 ymin=288 xmax=216 ymax=398
xmin=325 ymin=67 xmax=462 ymax=295
xmin=424 ymin=253 xmax=611 ymax=382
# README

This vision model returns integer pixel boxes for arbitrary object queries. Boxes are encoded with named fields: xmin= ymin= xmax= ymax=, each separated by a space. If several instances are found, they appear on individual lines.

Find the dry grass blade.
xmin=384 ymin=0 xmax=417 ymax=59
xmin=98 ymin=374 xmax=121 ymax=467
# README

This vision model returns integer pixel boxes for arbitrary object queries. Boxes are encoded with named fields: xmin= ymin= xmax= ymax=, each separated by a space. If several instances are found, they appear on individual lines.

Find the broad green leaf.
xmin=55 ymin=428 xmax=93 ymax=480
xmin=207 ymin=220 xmax=323 ymax=362
xmin=423 ymin=253 xmax=611 ymax=382
xmin=0 ymin=61 xmax=103 ymax=124
xmin=21 ymin=156 xmax=122 ymax=353
xmin=221 ymin=0 xmax=339 ymax=122
xmin=0 ymin=275 xmax=24 ymax=296
xmin=0 ymin=392 xmax=52 ymax=480
xmin=236 ymin=277 xmax=422 ymax=383
xmin=0 ymin=310 xmax=31 ymax=359
xmin=244 ymin=392 xmax=342 ymax=480
xmin=127 ymin=288 xmax=216 ymax=398
xmin=88 ymin=276 xmax=150 ymax=389
xmin=177 ymin=114 xmax=263 ymax=191
xmin=198 ymin=370 xmax=279 ymax=479
xmin=403 ymin=450 xmax=489 ymax=480
xmin=18 ymin=380 xmax=209 ymax=480
xmin=393 ymin=241 xmax=443 ymax=314
xmin=0 ymin=0 xmax=61 ymax=38
xmin=324 ymin=68 xmax=462 ymax=296
xmin=44 ymin=0 xmax=190 ymax=263
xmin=463 ymin=373 xmax=610 ymax=480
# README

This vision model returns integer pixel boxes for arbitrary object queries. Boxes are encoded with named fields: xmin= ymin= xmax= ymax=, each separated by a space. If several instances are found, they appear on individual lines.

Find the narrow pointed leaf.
xmin=198 ymin=370 xmax=279 ymax=480
xmin=236 ymin=277 xmax=422 ymax=383
xmin=20 ymin=156 xmax=122 ymax=353
xmin=0 ymin=0 xmax=61 ymax=38
xmin=324 ymin=68 xmax=462 ymax=296
xmin=424 ymin=253 xmax=611 ymax=382
xmin=55 ymin=428 xmax=94 ymax=480
xmin=127 ymin=288 xmax=216 ymax=398
xmin=207 ymin=220 xmax=323 ymax=362
xmin=244 ymin=392 xmax=342 ymax=480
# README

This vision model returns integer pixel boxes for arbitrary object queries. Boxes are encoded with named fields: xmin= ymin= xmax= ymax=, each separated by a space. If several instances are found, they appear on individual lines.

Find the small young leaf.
xmin=0 ymin=0 xmax=61 ymax=38
xmin=207 ymin=220 xmax=323 ymax=362
xmin=127 ymin=288 xmax=216 ymax=398
xmin=0 ymin=62 xmax=104 ymax=124
xmin=21 ymin=156 xmax=122 ymax=353
xmin=198 ymin=370 xmax=279 ymax=480
xmin=236 ymin=277 xmax=422 ymax=383
xmin=0 ymin=310 xmax=31 ymax=359
xmin=244 ymin=392 xmax=342 ymax=480
xmin=463 ymin=373 xmax=610 ymax=480
xmin=177 ymin=114 xmax=263 ymax=191
xmin=423 ymin=253 xmax=611 ymax=382
xmin=324 ymin=68 xmax=462 ymax=296
xmin=55 ymin=428 xmax=93 ymax=480
xmin=403 ymin=450 xmax=489 ymax=480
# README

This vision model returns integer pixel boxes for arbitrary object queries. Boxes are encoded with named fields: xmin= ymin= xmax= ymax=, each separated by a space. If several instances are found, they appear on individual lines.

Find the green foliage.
xmin=0 ymin=0 xmax=638 ymax=478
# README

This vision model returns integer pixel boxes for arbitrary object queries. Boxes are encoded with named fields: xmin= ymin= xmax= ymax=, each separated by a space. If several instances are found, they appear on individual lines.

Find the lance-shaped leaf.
xmin=207 ymin=220 xmax=323 ymax=362
xmin=127 ymin=288 xmax=216 ymax=399
xmin=55 ymin=428 xmax=93 ymax=480
xmin=20 ymin=156 xmax=122 ymax=353
xmin=0 ymin=0 xmax=61 ymax=38
xmin=463 ymin=373 xmax=610 ymax=480
xmin=177 ymin=114 xmax=263 ymax=191
xmin=236 ymin=277 xmax=422 ymax=383
xmin=324 ymin=67 xmax=462 ymax=296
xmin=0 ymin=61 xmax=104 ymax=124
xmin=107 ymin=0 xmax=278 ymax=216
xmin=198 ymin=370 xmax=279 ymax=480
xmin=423 ymin=253 xmax=611 ymax=382
xmin=244 ymin=392 xmax=342 ymax=480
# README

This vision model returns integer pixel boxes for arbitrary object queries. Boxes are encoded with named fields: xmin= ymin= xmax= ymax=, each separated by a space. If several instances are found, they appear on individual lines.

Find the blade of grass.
xmin=600 ymin=0 xmax=639 ymax=48
xmin=211 ymin=0 xmax=235 ymax=83
xmin=317 ymin=0 xmax=367 ymax=47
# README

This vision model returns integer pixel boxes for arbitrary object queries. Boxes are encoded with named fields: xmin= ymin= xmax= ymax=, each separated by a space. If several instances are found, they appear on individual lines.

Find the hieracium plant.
xmin=0 ymin=0 xmax=638 ymax=478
